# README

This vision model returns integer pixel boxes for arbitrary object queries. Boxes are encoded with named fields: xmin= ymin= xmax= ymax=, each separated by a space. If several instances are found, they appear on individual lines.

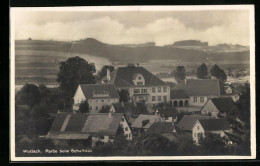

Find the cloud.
xmin=15 ymin=12 xmax=250 ymax=46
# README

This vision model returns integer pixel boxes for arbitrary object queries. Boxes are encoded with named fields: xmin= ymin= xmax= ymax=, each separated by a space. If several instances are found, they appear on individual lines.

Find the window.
xmin=125 ymin=134 xmax=128 ymax=138
xmin=109 ymin=135 xmax=114 ymax=139
xmin=137 ymin=82 xmax=143 ymax=85
xmin=99 ymin=136 xmax=104 ymax=139
xmin=125 ymin=127 xmax=128 ymax=131
xmin=96 ymin=100 xmax=98 ymax=103
xmin=200 ymin=97 xmax=204 ymax=102
xmin=152 ymin=87 xmax=156 ymax=93
xmin=163 ymin=96 xmax=167 ymax=101
xmin=158 ymin=96 xmax=161 ymax=101
xmin=158 ymin=87 xmax=161 ymax=92
xmin=165 ymin=117 xmax=169 ymax=120
xmin=197 ymin=126 xmax=200 ymax=130
xmin=134 ymin=89 xmax=140 ymax=93
xmin=152 ymin=96 xmax=156 ymax=101
xmin=138 ymin=76 xmax=142 ymax=80
xmin=141 ymin=89 xmax=147 ymax=93
xmin=193 ymin=97 xmax=197 ymax=102
xmin=129 ymin=134 xmax=131 ymax=138
xmin=96 ymin=106 xmax=98 ymax=110
xmin=102 ymin=100 xmax=104 ymax=102
xmin=163 ymin=87 xmax=167 ymax=92
xmin=194 ymin=133 xmax=196 ymax=138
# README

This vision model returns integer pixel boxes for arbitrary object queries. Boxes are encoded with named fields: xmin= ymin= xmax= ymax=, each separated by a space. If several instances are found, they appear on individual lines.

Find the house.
xmin=146 ymin=122 xmax=176 ymax=135
xmin=73 ymin=84 xmax=119 ymax=112
xmin=46 ymin=112 xmax=132 ymax=147
xmin=155 ymin=107 xmax=179 ymax=122
xmin=101 ymin=66 xmax=170 ymax=106
xmin=191 ymin=118 xmax=230 ymax=143
xmin=176 ymin=115 xmax=216 ymax=131
xmin=200 ymin=97 xmax=239 ymax=117
xmin=131 ymin=114 xmax=163 ymax=136
xmin=170 ymin=79 xmax=240 ymax=107
xmin=109 ymin=102 xmax=140 ymax=125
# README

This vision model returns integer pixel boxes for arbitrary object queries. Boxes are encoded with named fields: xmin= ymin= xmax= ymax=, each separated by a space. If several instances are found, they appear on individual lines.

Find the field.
xmin=15 ymin=39 xmax=250 ymax=86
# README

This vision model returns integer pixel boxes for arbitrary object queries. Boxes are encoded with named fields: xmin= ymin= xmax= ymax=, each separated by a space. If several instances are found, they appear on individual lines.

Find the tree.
xmin=79 ymin=100 xmax=89 ymax=113
xmin=210 ymin=64 xmax=227 ymax=82
xmin=57 ymin=56 xmax=96 ymax=98
xmin=16 ymin=84 xmax=41 ymax=108
xmin=100 ymin=105 xmax=110 ymax=113
xmin=197 ymin=63 xmax=208 ymax=79
xmin=98 ymin=65 xmax=115 ymax=79
xmin=118 ymin=89 xmax=130 ymax=102
xmin=173 ymin=66 xmax=186 ymax=82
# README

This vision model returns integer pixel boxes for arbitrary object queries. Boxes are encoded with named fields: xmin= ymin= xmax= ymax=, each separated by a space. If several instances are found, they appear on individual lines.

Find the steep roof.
xmin=156 ymin=107 xmax=179 ymax=117
xmin=102 ymin=66 xmax=167 ymax=87
xmin=198 ymin=119 xmax=230 ymax=131
xmin=47 ymin=112 xmax=124 ymax=139
xmin=211 ymin=97 xmax=238 ymax=113
xmin=79 ymin=84 xmax=119 ymax=99
xmin=177 ymin=115 xmax=215 ymax=131
xmin=173 ymin=79 xmax=221 ymax=97
xmin=131 ymin=114 xmax=161 ymax=129
xmin=146 ymin=122 xmax=175 ymax=135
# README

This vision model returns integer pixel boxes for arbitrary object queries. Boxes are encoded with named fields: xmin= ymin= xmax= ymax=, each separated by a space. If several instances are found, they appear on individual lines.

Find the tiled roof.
xmin=199 ymin=118 xmax=230 ymax=131
xmin=47 ymin=112 xmax=124 ymax=139
xmin=131 ymin=114 xmax=162 ymax=129
xmin=177 ymin=115 xmax=215 ymax=131
xmin=170 ymin=89 xmax=189 ymax=99
xmin=156 ymin=107 xmax=179 ymax=117
xmin=103 ymin=66 xmax=167 ymax=87
xmin=146 ymin=122 xmax=175 ymax=135
xmin=211 ymin=97 xmax=238 ymax=113
xmin=173 ymin=79 xmax=220 ymax=97
xmin=79 ymin=84 xmax=119 ymax=99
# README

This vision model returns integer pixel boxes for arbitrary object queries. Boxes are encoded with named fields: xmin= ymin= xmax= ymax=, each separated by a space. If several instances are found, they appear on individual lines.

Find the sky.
xmin=14 ymin=9 xmax=250 ymax=46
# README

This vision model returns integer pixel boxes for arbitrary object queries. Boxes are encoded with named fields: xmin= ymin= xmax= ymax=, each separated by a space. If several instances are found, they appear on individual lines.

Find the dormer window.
xmin=132 ymin=73 xmax=145 ymax=86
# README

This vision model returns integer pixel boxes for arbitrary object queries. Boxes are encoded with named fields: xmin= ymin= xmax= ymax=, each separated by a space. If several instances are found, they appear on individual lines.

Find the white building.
xmin=170 ymin=79 xmax=240 ymax=108
xmin=73 ymin=84 xmax=119 ymax=112
xmin=191 ymin=118 xmax=230 ymax=143
xmin=101 ymin=66 xmax=170 ymax=106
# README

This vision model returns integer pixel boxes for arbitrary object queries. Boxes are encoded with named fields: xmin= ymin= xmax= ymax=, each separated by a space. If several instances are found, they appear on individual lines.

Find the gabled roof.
xmin=102 ymin=66 xmax=167 ymax=87
xmin=177 ymin=115 xmax=215 ymax=131
xmin=131 ymin=114 xmax=161 ymax=129
xmin=112 ymin=103 xmax=140 ymax=116
xmin=156 ymin=107 xmax=179 ymax=117
xmin=146 ymin=122 xmax=175 ymax=135
xmin=198 ymin=118 xmax=230 ymax=131
xmin=47 ymin=112 xmax=124 ymax=139
xmin=211 ymin=97 xmax=238 ymax=113
xmin=173 ymin=79 xmax=221 ymax=97
xmin=79 ymin=84 xmax=119 ymax=99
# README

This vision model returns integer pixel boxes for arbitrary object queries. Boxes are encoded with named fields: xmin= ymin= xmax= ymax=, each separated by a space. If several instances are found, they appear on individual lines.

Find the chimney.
xmin=107 ymin=68 xmax=110 ymax=81
xmin=184 ymin=79 xmax=187 ymax=85
xmin=121 ymin=101 xmax=124 ymax=107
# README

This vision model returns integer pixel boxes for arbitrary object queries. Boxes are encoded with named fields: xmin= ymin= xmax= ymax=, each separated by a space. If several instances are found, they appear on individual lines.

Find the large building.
xmin=101 ymin=66 xmax=170 ymax=106
xmin=170 ymin=79 xmax=240 ymax=107
xmin=46 ymin=112 xmax=132 ymax=147
xmin=73 ymin=84 xmax=119 ymax=112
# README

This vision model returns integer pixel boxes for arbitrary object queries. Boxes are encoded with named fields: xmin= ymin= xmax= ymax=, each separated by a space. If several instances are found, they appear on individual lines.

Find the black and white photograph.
xmin=10 ymin=5 xmax=255 ymax=161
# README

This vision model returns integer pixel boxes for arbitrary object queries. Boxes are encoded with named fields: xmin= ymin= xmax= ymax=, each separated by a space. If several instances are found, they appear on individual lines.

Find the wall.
xmin=192 ymin=120 xmax=205 ymax=143
xmin=189 ymin=96 xmax=217 ymax=107
xmin=73 ymin=86 xmax=86 ymax=104
xmin=120 ymin=116 xmax=132 ymax=140
xmin=88 ymin=98 xmax=119 ymax=112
